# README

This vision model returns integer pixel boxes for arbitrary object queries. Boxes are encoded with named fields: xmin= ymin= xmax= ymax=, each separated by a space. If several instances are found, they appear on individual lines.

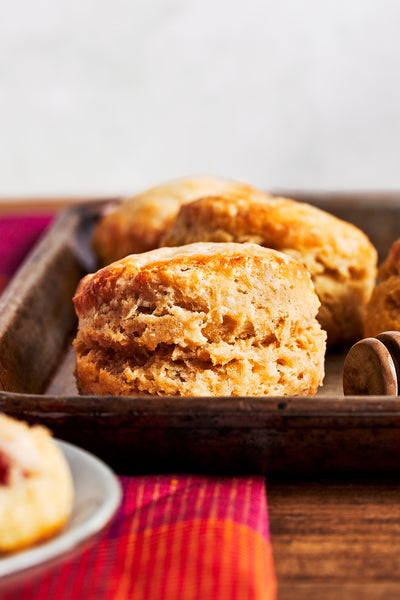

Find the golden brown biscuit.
xmin=0 ymin=414 xmax=74 ymax=553
xmin=162 ymin=195 xmax=377 ymax=347
xmin=73 ymin=242 xmax=326 ymax=397
xmin=92 ymin=176 xmax=269 ymax=265
xmin=363 ymin=239 xmax=400 ymax=337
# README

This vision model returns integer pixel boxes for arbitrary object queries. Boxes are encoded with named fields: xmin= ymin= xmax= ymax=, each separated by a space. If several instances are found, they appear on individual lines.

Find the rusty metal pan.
xmin=1 ymin=194 xmax=400 ymax=476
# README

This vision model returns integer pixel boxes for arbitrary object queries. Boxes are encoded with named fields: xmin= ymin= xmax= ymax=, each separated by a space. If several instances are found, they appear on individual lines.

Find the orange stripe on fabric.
xmin=129 ymin=478 xmax=164 ymax=599
xmin=211 ymin=479 xmax=239 ymax=600
xmin=112 ymin=519 xmax=275 ymax=600
xmin=114 ymin=477 xmax=194 ymax=600
xmin=159 ymin=476 xmax=193 ymax=600
xmin=142 ymin=477 xmax=181 ymax=599
xmin=156 ymin=477 xmax=206 ymax=600
xmin=228 ymin=477 xmax=252 ymax=600
xmin=194 ymin=479 xmax=220 ymax=599
xmin=113 ymin=479 xmax=147 ymax=600
xmin=235 ymin=478 xmax=253 ymax=600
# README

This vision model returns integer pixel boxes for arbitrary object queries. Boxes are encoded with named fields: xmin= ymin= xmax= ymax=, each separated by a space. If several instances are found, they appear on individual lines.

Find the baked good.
xmin=0 ymin=413 xmax=74 ymax=553
xmin=73 ymin=242 xmax=326 ymax=397
xmin=92 ymin=176 xmax=269 ymax=265
xmin=363 ymin=239 xmax=400 ymax=337
xmin=162 ymin=195 xmax=378 ymax=347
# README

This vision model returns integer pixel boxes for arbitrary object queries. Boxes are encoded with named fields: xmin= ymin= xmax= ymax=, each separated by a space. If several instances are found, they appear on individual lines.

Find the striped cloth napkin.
xmin=0 ymin=213 xmax=276 ymax=600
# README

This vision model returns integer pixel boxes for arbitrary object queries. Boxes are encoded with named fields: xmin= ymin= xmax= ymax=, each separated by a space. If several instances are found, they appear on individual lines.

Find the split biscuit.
xmin=73 ymin=242 xmax=326 ymax=397
xmin=0 ymin=413 xmax=74 ymax=554
xmin=162 ymin=195 xmax=377 ymax=346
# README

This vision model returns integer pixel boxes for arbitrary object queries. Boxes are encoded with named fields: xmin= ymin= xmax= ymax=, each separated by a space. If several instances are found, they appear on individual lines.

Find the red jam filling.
xmin=0 ymin=452 xmax=11 ymax=486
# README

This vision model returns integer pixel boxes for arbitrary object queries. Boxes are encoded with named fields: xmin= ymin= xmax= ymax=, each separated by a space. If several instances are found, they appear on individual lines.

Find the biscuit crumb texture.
xmin=0 ymin=414 xmax=74 ymax=553
xmin=363 ymin=239 xmax=400 ymax=337
xmin=162 ymin=195 xmax=377 ymax=347
xmin=74 ymin=243 xmax=326 ymax=397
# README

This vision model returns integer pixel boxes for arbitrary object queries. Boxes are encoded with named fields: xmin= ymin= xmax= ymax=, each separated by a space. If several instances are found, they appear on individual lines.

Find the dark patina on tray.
xmin=1 ymin=193 xmax=400 ymax=476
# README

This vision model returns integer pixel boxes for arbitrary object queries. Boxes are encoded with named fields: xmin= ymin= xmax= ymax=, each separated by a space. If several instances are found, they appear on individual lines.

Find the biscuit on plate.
xmin=92 ymin=175 xmax=269 ymax=265
xmin=0 ymin=413 xmax=74 ymax=553
xmin=363 ymin=239 xmax=400 ymax=337
xmin=73 ymin=242 xmax=326 ymax=397
xmin=162 ymin=195 xmax=377 ymax=347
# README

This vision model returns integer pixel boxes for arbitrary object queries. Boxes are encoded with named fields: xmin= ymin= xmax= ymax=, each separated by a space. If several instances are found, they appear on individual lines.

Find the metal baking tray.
xmin=1 ymin=193 xmax=400 ymax=476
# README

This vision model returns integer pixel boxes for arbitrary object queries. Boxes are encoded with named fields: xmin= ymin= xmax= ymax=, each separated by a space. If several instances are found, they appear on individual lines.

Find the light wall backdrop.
xmin=1 ymin=0 xmax=400 ymax=195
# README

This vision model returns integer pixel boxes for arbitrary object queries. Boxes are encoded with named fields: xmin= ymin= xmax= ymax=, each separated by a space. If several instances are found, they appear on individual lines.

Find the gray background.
xmin=1 ymin=0 xmax=399 ymax=196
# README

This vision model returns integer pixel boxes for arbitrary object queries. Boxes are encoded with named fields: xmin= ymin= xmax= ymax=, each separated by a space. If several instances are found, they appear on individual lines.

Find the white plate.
xmin=0 ymin=440 xmax=122 ymax=589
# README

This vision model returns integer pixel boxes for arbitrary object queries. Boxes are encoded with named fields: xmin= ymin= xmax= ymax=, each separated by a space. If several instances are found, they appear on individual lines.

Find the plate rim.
xmin=0 ymin=439 xmax=122 ymax=584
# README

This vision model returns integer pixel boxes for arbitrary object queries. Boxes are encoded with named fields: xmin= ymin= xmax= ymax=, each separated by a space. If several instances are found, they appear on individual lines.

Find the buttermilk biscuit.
xmin=92 ymin=176 xmax=269 ymax=265
xmin=162 ymin=195 xmax=378 ymax=347
xmin=0 ymin=414 xmax=74 ymax=553
xmin=73 ymin=242 xmax=326 ymax=397
xmin=363 ymin=239 xmax=400 ymax=337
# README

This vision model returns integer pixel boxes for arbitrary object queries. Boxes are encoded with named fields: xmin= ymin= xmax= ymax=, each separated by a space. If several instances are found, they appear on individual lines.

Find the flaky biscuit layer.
xmin=74 ymin=242 xmax=326 ymax=397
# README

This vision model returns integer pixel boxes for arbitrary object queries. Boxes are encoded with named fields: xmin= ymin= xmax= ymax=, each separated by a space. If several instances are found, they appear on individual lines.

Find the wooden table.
xmin=268 ymin=477 xmax=400 ymax=599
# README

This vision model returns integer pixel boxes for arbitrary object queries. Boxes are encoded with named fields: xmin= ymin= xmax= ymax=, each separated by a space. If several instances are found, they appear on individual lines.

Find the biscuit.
xmin=363 ymin=239 xmax=400 ymax=337
xmin=0 ymin=413 xmax=74 ymax=553
xmin=73 ymin=242 xmax=326 ymax=397
xmin=92 ymin=176 xmax=269 ymax=265
xmin=162 ymin=195 xmax=377 ymax=347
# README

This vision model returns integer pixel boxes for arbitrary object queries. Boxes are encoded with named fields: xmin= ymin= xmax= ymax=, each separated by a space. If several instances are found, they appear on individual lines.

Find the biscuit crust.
xmin=92 ymin=176 xmax=269 ymax=265
xmin=363 ymin=239 xmax=400 ymax=337
xmin=74 ymin=242 xmax=326 ymax=397
xmin=0 ymin=414 xmax=74 ymax=554
xmin=162 ymin=195 xmax=377 ymax=346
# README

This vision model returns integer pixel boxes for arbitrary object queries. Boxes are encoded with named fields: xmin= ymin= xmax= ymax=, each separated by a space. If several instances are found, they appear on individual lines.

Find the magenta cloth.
xmin=0 ymin=214 xmax=54 ymax=292
xmin=3 ymin=475 xmax=276 ymax=600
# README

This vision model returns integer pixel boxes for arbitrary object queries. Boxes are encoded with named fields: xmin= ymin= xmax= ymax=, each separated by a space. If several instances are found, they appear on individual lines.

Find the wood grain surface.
xmin=268 ymin=477 xmax=400 ymax=599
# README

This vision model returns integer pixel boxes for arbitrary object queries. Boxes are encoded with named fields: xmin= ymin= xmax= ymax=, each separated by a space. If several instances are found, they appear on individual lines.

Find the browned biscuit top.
xmin=91 ymin=175 xmax=270 ymax=264
xmin=161 ymin=194 xmax=377 ymax=346
xmin=162 ymin=194 xmax=376 ymax=270
xmin=74 ymin=241 xmax=312 ymax=317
